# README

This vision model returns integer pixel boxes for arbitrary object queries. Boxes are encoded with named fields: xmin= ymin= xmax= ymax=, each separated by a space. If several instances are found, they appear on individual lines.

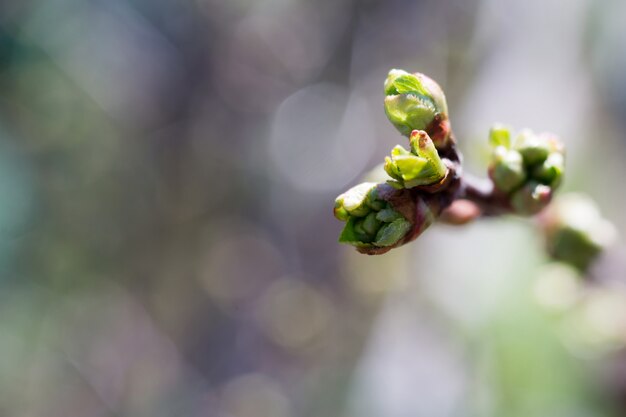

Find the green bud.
xmin=335 ymin=183 xmax=412 ymax=250
xmin=539 ymin=193 xmax=617 ymax=271
xmin=489 ymin=124 xmax=512 ymax=148
xmin=352 ymin=218 xmax=372 ymax=242
xmin=338 ymin=218 xmax=364 ymax=245
xmin=392 ymin=154 xmax=429 ymax=180
xmin=384 ymin=69 xmax=430 ymax=96
xmin=384 ymin=69 xmax=404 ymax=95
xmin=510 ymin=181 xmax=552 ymax=215
xmin=335 ymin=182 xmax=375 ymax=217
xmin=376 ymin=207 xmax=402 ymax=223
xmin=409 ymin=130 xmax=447 ymax=176
xmin=384 ymin=158 xmax=401 ymax=183
xmin=514 ymin=129 xmax=551 ymax=165
xmin=549 ymin=227 xmax=602 ymax=272
xmin=383 ymin=69 xmax=449 ymax=143
xmin=362 ymin=211 xmax=383 ymax=236
xmin=532 ymin=152 xmax=564 ymax=188
xmin=374 ymin=218 xmax=412 ymax=247
xmin=384 ymin=94 xmax=438 ymax=137
xmin=333 ymin=203 xmax=349 ymax=221
xmin=383 ymin=131 xmax=447 ymax=189
xmin=489 ymin=146 xmax=526 ymax=193
xmin=366 ymin=187 xmax=386 ymax=211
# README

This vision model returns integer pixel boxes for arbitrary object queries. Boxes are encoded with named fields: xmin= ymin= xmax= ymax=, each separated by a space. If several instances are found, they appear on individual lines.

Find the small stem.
xmin=459 ymin=174 xmax=512 ymax=216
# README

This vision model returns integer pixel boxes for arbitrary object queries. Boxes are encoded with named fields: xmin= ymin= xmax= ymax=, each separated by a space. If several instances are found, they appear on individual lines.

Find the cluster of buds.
xmin=334 ymin=68 xmax=568 ymax=254
xmin=333 ymin=69 xmax=455 ymax=254
xmin=487 ymin=125 xmax=565 ymax=215
xmin=334 ymin=182 xmax=440 ymax=255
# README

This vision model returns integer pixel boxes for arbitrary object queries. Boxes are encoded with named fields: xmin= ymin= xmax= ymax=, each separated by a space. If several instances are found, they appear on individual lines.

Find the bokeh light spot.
xmin=255 ymin=278 xmax=333 ymax=351
xmin=269 ymin=84 xmax=375 ymax=192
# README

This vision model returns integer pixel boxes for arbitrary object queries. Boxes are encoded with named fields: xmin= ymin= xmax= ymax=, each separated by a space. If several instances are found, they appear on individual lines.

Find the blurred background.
xmin=1 ymin=0 xmax=626 ymax=416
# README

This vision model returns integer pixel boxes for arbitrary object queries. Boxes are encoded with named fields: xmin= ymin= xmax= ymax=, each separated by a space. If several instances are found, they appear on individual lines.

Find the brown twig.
xmin=418 ymin=136 xmax=515 ymax=224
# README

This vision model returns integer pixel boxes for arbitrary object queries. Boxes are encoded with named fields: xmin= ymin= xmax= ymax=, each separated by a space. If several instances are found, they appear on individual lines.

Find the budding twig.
xmin=334 ymin=69 xmax=565 ymax=254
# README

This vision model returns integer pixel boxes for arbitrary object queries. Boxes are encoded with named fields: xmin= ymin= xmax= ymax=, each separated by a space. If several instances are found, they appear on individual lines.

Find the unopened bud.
xmin=366 ymin=187 xmax=386 ymax=211
xmin=538 ymin=193 xmax=618 ymax=271
xmin=333 ymin=202 xmax=349 ymax=221
xmin=334 ymin=182 xmax=375 ymax=219
xmin=489 ymin=124 xmax=512 ymax=148
xmin=335 ymin=182 xmax=412 ymax=250
xmin=376 ymin=208 xmax=402 ymax=222
xmin=487 ymin=127 xmax=565 ymax=209
xmin=510 ymin=181 xmax=552 ymax=215
xmin=383 ymin=69 xmax=450 ymax=147
xmin=352 ymin=218 xmax=371 ymax=243
xmin=514 ymin=129 xmax=551 ymax=166
xmin=532 ymin=152 xmax=564 ymax=188
xmin=362 ymin=211 xmax=382 ymax=236
xmin=374 ymin=218 xmax=412 ymax=247
xmin=384 ymin=130 xmax=447 ymax=189
xmin=334 ymin=182 xmax=440 ymax=254
xmin=489 ymin=146 xmax=526 ymax=193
